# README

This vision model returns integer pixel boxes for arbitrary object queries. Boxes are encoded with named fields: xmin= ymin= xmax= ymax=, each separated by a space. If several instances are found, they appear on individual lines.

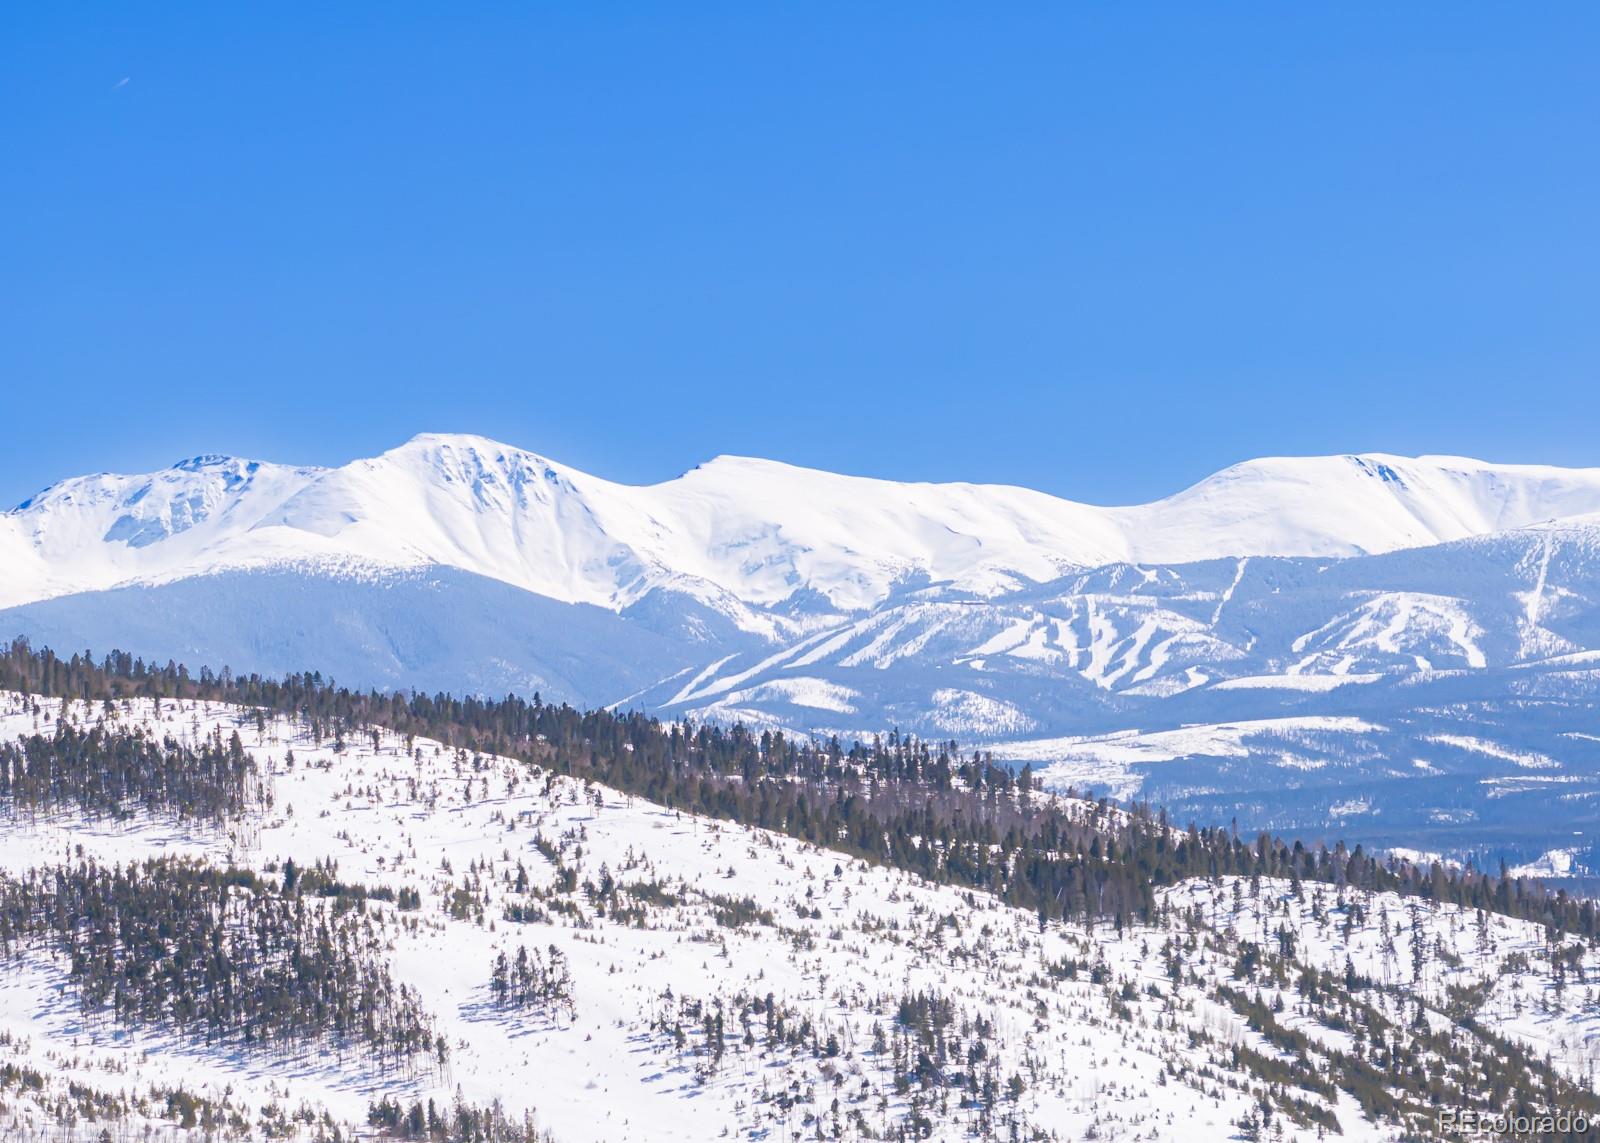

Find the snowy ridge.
xmin=8 ymin=434 xmax=1600 ymax=613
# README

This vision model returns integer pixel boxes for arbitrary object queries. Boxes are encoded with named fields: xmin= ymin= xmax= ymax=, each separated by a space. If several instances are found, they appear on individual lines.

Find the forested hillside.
xmin=0 ymin=640 xmax=1596 ymax=1140
xmin=2 ymin=640 xmax=1591 ymax=939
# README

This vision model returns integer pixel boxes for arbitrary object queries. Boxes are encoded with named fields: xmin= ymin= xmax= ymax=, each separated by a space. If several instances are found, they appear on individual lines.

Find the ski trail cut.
xmin=1526 ymin=534 xmax=1552 ymax=626
xmin=1211 ymin=557 xmax=1248 ymax=626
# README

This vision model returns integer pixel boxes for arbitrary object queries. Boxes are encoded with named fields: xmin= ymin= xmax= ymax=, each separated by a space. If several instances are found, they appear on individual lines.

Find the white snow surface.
xmin=4 ymin=693 xmax=1587 ymax=1141
xmin=8 ymin=435 xmax=1600 ymax=612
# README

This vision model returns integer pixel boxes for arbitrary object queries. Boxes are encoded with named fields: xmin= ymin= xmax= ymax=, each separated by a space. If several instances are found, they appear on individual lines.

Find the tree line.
xmin=2 ymin=639 xmax=1595 ymax=941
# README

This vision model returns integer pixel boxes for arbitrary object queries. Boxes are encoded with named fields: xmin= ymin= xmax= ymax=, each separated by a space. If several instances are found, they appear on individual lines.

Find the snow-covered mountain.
xmin=8 ymin=433 xmax=1600 ymax=613
xmin=6 ymin=433 xmax=1600 ymax=870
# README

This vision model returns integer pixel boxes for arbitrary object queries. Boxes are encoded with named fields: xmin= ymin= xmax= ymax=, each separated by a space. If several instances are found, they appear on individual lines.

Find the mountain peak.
xmin=8 ymin=436 xmax=1600 ymax=615
xmin=383 ymin=432 xmax=570 ymax=478
xmin=396 ymin=431 xmax=519 ymax=453
xmin=171 ymin=453 xmax=250 ymax=473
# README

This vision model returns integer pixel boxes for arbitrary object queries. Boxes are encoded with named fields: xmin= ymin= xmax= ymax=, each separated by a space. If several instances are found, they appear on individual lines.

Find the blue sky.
xmin=3 ymin=4 xmax=1597 ymax=507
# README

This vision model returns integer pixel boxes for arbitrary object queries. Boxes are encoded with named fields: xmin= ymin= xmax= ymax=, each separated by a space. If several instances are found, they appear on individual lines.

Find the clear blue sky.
xmin=3 ymin=4 xmax=1597 ymax=508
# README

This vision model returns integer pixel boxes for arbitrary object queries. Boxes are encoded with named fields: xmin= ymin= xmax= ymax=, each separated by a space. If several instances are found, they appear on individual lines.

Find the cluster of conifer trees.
xmin=886 ymin=989 xmax=1027 ymax=1133
xmin=365 ymin=1094 xmax=556 ymax=1142
xmin=0 ymin=856 xmax=441 ymax=1066
xmin=649 ymin=986 xmax=1038 ymax=1140
xmin=2 ymin=639 xmax=1595 ymax=942
xmin=0 ymin=715 xmax=261 ymax=825
xmin=652 ymin=987 xmax=842 ymax=1072
xmin=488 ymin=942 xmax=574 ymax=1017
xmin=1217 ymin=967 xmax=1600 ymax=1137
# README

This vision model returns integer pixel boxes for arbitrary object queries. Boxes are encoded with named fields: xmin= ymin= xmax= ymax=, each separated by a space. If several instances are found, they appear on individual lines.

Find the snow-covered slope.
xmin=2 ymin=693 xmax=1595 ymax=1141
xmin=8 ymin=435 xmax=1600 ymax=613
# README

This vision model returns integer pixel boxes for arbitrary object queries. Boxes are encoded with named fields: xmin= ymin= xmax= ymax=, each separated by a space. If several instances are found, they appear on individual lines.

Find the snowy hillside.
xmin=2 ymin=690 xmax=1597 ymax=1142
xmin=6 ymin=436 xmax=1600 ymax=873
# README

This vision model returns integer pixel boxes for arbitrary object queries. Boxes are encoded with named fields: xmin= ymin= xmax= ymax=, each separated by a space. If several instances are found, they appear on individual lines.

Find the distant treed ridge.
xmin=2 ymin=639 xmax=1594 ymax=941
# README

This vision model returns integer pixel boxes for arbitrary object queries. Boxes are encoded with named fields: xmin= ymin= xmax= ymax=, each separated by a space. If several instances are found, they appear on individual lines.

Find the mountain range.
xmin=6 ymin=433 xmax=1600 ymax=870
